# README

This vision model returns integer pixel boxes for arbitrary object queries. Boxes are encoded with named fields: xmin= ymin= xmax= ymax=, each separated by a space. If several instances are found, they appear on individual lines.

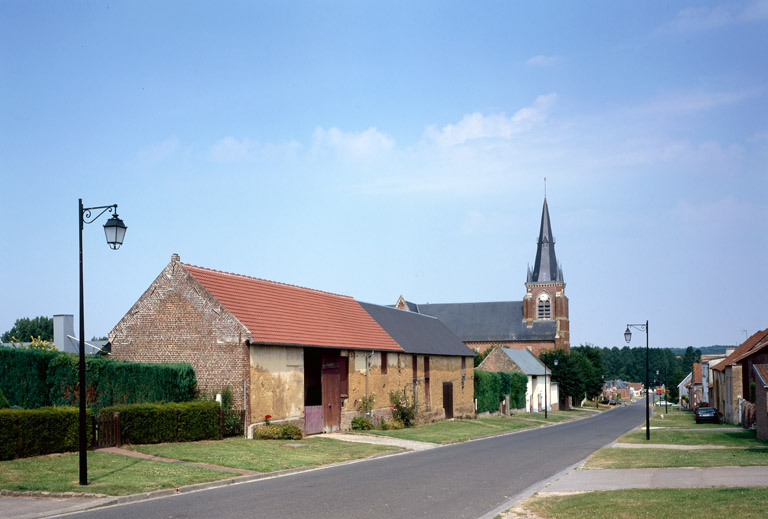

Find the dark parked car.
xmin=695 ymin=407 xmax=719 ymax=424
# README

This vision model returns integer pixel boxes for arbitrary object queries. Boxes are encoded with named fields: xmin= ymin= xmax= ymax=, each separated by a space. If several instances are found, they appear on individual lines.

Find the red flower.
xmin=265 ymin=415 xmax=272 ymax=420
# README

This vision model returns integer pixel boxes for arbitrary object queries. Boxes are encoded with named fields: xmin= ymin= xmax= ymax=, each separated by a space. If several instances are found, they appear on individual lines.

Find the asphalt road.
xmin=59 ymin=404 xmax=645 ymax=519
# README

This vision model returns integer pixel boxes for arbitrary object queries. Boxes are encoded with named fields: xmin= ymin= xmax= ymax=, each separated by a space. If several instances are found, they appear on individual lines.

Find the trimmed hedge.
xmin=0 ymin=407 xmax=93 ymax=460
xmin=0 ymin=347 xmax=197 ymax=412
xmin=100 ymin=401 xmax=221 ymax=444
xmin=474 ymin=370 xmax=528 ymax=412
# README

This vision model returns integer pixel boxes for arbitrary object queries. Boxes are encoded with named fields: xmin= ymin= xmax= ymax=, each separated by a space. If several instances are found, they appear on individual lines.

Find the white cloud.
xmin=526 ymin=55 xmax=561 ymax=67
xmin=423 ymin=94 xmax=558 ymax=147
xmin=208 ymin=136 xmax=300 ymax=163
xmin=657 ymin=0 xmax=768 ymax=33
xmin=138 ymin=137 xmax=180 ymax=166
xmin=310 ymin=126 xmax=394 ymax=159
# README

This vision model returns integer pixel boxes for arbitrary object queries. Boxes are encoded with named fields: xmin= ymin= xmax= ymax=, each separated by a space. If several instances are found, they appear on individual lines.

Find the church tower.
xmin=524 ymin=197 xmax=570 ymax=350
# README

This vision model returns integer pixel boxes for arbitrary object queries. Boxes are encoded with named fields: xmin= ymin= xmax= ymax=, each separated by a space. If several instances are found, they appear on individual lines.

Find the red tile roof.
xmin=183 ymin=263 xmax=402 ymax=352
xmin=692 ymin=363 xmax=702 ymax=384
xmin=711 ymin=328 xmax=768 ymax=372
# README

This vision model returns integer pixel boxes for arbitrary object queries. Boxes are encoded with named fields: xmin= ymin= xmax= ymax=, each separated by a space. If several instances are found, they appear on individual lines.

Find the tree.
xmin=2 ymin=316 xmax=53 ymax=343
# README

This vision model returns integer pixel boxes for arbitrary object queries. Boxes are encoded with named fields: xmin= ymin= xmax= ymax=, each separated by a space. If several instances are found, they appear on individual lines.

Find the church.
xmin=395 ymin=198 xmax=569 ymax=356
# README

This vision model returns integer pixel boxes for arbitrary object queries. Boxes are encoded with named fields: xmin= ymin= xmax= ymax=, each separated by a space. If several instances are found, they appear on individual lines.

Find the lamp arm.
xmin=82 ymin=204 xmax=118 ymax=225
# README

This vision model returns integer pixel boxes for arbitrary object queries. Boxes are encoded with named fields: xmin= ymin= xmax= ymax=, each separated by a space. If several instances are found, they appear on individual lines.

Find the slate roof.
xmin=358 ymin=302 xmax=475 ymax=357
xmin=711 ymin=328 xmax=768 ymax=372
xmin=404 ymin=300 xmax=557 ymax=342
xmin=183 ymin=263 xmax=402 ymax=352
xmin=499 ymin=348 xmax=548 ymax=376
xmin=754 ymin=365 xmax=768 ymax=388
xmin=528 ymin=197 xmax=564 ymax=284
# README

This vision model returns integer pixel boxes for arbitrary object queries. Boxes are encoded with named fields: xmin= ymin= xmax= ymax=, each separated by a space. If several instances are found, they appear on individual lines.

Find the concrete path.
xmin=542 ymin=466 xmax=768 ymax=493
xmin=323 ymin=432 xmax=437 ymax=451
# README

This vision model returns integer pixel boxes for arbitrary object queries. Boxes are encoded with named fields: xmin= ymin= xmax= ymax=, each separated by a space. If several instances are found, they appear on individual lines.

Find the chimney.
xmin=171 ymin=253 xmax=180 ymax=262
xmin=53 ymin=315 xmax=79 ymax=354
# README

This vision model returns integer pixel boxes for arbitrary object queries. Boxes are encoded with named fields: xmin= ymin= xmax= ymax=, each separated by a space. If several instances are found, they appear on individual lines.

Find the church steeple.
xmin=530 ymin=197 xmax=563 ymax=283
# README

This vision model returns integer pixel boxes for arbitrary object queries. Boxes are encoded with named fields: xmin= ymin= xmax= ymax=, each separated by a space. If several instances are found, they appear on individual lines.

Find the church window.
xmin=537 ymin=293 xmax=551 ymax=319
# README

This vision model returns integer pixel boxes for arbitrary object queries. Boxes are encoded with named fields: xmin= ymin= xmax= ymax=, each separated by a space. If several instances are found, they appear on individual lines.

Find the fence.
xmin=93 ymin=412 xmax=122 ymax=448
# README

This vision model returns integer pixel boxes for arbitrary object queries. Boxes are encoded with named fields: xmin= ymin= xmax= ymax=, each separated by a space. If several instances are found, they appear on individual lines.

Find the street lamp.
xmin=545 ymin=358 xmax=558 ymax=419
xmin=78 ymin=199 xmax=126 ymax=485
xmin=624 ymin=321 xmax=649 ymax=440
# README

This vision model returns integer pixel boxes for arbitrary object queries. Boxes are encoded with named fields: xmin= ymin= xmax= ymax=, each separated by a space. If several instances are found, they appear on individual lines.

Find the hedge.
xmin=0 ymin=347 xmax=197 ymax=412
xmin=100 ymin=401 xmax=221 ymax=444
xmin=0 ymin=407 xmax=93 ymax=460
xmin=474 ymin=369 xmax=528 ymax=413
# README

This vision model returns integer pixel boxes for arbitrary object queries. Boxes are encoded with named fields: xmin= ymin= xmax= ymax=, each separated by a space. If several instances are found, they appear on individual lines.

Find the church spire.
xmin=531 ymin=197 xmax=563 ymax=283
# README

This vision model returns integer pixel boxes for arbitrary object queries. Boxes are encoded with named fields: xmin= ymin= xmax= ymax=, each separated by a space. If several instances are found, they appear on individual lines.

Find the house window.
xmin=537 ymin=293 xmax=551 ymax=319
xmin=381 ymin=351 xmax=388 ymax=374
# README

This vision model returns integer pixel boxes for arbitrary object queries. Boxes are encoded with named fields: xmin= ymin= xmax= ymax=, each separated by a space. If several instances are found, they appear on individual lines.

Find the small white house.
xmin=477 ymin=347 xmax=559 ymax=412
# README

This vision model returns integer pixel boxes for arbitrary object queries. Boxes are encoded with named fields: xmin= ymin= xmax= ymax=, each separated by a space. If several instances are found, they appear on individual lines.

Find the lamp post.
xmin=545 ymin=359 xmax=557 ymax=419
xmin=625 ymin=321 xmax=649 ymax=440
xmin=78 ymin=199 xmax=126 ymax=485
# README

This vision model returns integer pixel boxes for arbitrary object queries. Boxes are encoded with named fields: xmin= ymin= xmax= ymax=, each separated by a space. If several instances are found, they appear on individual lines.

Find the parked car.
xmin=695 ymin=407 xmax=719 ymax=424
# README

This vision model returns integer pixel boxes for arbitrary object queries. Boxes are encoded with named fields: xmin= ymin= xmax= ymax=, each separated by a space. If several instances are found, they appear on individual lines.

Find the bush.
xmin=253 ymin=423 xmax=303 ymax=440
xmin=0 ymin=407 xmax=93 ymax=460
xmin=100 ymin=401 xmax=220 ymax=444
xmin=389 ymin=390 xmax=418 ymax=427
xmin=474 ymin=370 xmax=502 ymax=413
xmin=0 ymin=347 xmax=197 ymax=412
xmin=0 ymin=388 xmax=9 ymax=409
xmin=351 ymin=416 xmax=373 ymax=430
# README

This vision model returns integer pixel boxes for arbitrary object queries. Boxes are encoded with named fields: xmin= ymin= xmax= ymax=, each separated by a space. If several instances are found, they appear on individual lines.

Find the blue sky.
xmin=1 ymin=1 xmax=766 ymax=350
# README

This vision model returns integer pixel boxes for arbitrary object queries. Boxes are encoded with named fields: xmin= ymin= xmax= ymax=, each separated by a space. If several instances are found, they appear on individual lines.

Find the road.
xmin=59 ymin=403 xmax=645 ymax=519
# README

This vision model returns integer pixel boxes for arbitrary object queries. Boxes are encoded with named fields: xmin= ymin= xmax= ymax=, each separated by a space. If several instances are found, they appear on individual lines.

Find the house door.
xmin=321 ymin=350 xmax=341 ymax=432
xmin=443 ymin=382 xmax=454 ymax=419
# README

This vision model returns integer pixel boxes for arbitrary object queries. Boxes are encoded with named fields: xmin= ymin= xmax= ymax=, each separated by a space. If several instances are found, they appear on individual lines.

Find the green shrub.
xmin=0 ymin=407 xmax=93 ymax=460
xmin=100 ymin=401 xmax=221 ymax=444
xmin=0 ymin=388 xmax=9 ymax=409
xmin=474 ymin=370 xmax=502 ymax=413
xmin=389 ymin=389 xmax=418 ymax=427
xmin=0 ymin=347 xmax=197 ymax=413
xmin=351 ymin=416 xmax=373 ymax=430
xmin=253 ymin=423 xmax=303 ymax=440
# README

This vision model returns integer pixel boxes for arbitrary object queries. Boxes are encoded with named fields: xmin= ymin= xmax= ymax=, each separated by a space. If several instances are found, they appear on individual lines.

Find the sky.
xmin=1 ymin=1 xmax=766 ymax=350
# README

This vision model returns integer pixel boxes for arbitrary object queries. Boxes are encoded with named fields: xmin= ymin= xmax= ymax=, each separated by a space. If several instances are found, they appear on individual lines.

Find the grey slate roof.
xmin=528 ymin=197 xmax=564 ymax=284
xmin=500 ymin=348 xmax=549 ymax=376
xmin=358 ymin=301 xmax=475 ymax=357
xmin=404 ymin=300 xmax=557 ymax=342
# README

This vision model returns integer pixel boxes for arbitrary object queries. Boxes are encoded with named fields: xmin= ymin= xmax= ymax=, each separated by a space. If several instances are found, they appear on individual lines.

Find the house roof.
xmin=692 ymin=363 xmax=702 ymax=384
xmin=754 ymin=365 xmax=768 ymax=388
xmin=401 ymin=300 xmax=557 ymax=342
xmin=182 ymin=263 xmax=402 ymax=352
xmin=358 ymin=302 xmax=475 ymax=357
xmin=711 ymin=328 xmax=768 ymax=372
xmin=499 ymin=348 xmax=549 ymax=376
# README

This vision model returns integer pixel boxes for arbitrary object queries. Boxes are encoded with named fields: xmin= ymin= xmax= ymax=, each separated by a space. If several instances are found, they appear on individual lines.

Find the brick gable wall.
xmin=110 ymin=259 xmax=251 ymax=412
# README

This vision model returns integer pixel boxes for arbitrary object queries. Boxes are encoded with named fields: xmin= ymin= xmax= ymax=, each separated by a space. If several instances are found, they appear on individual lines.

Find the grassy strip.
xmin=649 ymin=407 xmax=739 ymax=429
xmin=366 ymin=413 xmax=581 ymax=444
xmin=584 ymin=447 xmax=768 ymax=469
xmin=0 ymin=451 xmax=232 ymax=495
xmin=127 ymin=437 xmax=398 ymax=472
xmin=524 ymin=488 xmax=768 ymax=519
xmin=620 ymin=428 xmax=768 ymax=447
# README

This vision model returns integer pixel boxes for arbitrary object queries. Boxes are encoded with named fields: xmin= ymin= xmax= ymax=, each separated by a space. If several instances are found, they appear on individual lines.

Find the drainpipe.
xmin=365 ymin=351 xmax=374 ymax=416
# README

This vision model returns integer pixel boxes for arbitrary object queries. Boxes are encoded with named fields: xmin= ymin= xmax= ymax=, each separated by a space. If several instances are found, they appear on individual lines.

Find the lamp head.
xmin=103 ymin=214 xmax=127 ymax=250
xmin=624 ymin=326 xmax=632 ymax=343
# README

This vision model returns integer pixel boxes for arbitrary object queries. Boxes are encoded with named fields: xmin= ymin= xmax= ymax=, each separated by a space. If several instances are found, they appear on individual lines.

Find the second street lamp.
xmin=625 ymin=321 xmax=650 ymax=440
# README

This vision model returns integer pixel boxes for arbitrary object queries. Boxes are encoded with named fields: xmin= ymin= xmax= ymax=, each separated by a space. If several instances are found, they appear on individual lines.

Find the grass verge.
xmin=584 ymin=447 xmax=768 ymax=469
xmin=649 ymin=407 xmax=739 ymax=429
xmin=619 ymin=428 xmax=768 ymax=447
xmin=523 ymin=488 xmax=768 ymax=519
xmin=366 ymin=412 xmax=582 ymax=444
xmin=0 ymin=451 xmax=232 ymax=495
xmin=127 ymin=437 xmax=399 ymax=472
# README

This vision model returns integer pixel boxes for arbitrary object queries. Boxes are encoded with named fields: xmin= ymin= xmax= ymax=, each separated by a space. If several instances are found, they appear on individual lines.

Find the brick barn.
xmin=109 ymin=255 xmax=475 ymax=433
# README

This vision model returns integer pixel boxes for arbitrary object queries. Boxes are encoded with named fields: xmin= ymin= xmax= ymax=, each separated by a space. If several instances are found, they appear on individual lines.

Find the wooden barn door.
xmin=321 ymin=350 xmax=341 ymax=432
xmin=443 ymin=382 xmax=454 ymax=419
